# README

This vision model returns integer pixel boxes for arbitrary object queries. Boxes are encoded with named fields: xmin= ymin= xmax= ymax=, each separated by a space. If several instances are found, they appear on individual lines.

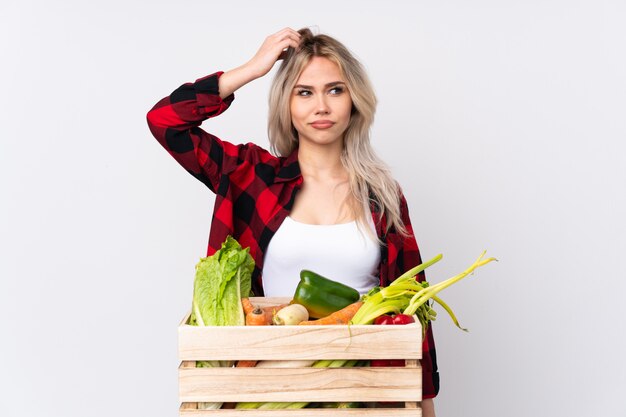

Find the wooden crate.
xmin=178 ymin=297 xmax=423 ymax=416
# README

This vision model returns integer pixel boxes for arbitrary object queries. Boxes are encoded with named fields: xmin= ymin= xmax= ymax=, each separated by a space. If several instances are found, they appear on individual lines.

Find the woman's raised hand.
xmin=246 ymin=28 xmax=301 ymax=78
xmin=218 ymin=28 xmax=301 ymax=99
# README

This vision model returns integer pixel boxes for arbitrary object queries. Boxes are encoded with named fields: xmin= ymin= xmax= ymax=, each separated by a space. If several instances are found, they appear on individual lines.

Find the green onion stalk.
xmin=351 ymin=251 xmax=497 ymax=334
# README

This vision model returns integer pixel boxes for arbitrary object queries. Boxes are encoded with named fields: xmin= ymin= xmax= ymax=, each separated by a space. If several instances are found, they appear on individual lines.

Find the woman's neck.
xmin=291 ymin=140 xmax=358 ymax=225
xmin=297 ymin=141 xmax=346 ymax=180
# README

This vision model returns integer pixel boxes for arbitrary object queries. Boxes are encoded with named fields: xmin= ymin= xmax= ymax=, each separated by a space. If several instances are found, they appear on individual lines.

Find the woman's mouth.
xmin=310 ymin=120 xmax=335 ymax=129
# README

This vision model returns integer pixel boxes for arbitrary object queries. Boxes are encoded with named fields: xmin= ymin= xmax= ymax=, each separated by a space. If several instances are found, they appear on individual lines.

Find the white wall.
xmin=2 ymin=1 xmax=625 ymax=416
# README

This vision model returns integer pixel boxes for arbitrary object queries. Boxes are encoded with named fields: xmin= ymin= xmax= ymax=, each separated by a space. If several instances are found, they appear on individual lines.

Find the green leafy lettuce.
xmin=190 ymin=236 xmax=254 ymax=327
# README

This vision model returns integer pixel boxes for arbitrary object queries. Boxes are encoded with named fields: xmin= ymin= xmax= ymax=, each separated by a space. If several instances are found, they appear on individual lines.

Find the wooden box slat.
xmin=179 ymin=324 xmax=422 ymax=361
xmin=179 ymin=366 xmax=422 ymax=403
xmin=179 ymin=408 xmax=422 ymax=416
xmin=179 ymin=300 xmax=422 ymax=362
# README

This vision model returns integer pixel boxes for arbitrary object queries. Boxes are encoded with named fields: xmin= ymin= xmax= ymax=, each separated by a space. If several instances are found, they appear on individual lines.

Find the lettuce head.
xmin=190 ymin=236 xmax=254 ymax=327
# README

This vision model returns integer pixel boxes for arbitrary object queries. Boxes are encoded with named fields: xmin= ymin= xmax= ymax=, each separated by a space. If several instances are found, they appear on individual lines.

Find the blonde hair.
xmin=268 ymin=28 xmax=408 ymax=237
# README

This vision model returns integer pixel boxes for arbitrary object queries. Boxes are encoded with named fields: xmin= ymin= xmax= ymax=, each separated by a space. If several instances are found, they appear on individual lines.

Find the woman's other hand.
xmin=218 ymin=28 xmax=301 ymax=98
xmin=422 ymin=398 xmax=436 ymax=417
xmin=246 ymin=27 xmax=301 ymax=78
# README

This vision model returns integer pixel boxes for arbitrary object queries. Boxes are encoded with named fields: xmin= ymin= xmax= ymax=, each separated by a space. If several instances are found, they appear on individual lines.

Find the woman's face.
xmin=289 ymin=56 xmax=353 ymax=149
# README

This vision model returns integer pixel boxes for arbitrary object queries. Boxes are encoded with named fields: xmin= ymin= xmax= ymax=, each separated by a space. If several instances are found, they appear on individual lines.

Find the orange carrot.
xmin=242 ymin=298 xmax=289 ymax=325
xmin=246 ymin=306 xmax=271 ymax=325
xmin=298 ymin=301 xmax=363 ymax=325
xmin=242 ymin=299 xmax=287 ymax=319
xmin=241 ymin=298 xmax=256 ymax=316
xmin=262 ymin=304 xmax=288 ymax=323
xmin=236 ymin=360 xmax=258 ymax=367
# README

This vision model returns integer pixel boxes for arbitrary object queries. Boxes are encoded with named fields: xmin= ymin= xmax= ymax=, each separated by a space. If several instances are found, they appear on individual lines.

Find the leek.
xmin=351 ymin=251 xmax=496 ymax=330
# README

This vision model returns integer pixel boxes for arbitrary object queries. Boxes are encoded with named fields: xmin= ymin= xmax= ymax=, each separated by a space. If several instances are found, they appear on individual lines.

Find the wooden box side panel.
xmin=178 ymin=297 xmax=422 ymax=415
xmin=179 ymin=365 xmax=422 ymax=403
xmin=251 ymin=297 xmax=291 ymax=306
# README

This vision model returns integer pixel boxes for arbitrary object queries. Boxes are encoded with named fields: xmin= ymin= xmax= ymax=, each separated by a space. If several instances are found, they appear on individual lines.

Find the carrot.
xmin=298 ymin=301 xmax=363 ymax=325
xmin=246 ymin=307 xmax=270 ymax=325
xmin=242 ymin=298 xmax=291 ymax=325
xmin=236 ymin=360 xmax=258 ymax=367
xmin=241 ymin=298 xmax=256 ymax=316
xmin=262 ymin=304 xmax=288 ymax=323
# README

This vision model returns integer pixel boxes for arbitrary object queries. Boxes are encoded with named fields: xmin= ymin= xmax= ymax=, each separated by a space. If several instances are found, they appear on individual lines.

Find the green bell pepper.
xmin=293 ymin=270 xmax=361 ymax=319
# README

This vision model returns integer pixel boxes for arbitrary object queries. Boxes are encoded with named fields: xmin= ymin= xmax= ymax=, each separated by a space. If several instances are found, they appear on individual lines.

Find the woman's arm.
xmin=146 ymin=28 xmax=301 ymax=191
xmin=387 ymin=193 xmax=440 ymax=407
xmin=146 ymin=72 xmax=238 ymax=192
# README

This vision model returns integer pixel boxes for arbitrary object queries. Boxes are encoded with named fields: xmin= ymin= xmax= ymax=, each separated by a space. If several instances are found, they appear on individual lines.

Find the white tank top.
xmin=262 ymin=216 xmax=381 ymax=297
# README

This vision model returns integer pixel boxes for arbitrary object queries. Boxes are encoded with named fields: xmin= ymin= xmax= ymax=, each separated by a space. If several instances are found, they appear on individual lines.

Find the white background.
xmin=2 ymin=1 xmax=625 ymax=416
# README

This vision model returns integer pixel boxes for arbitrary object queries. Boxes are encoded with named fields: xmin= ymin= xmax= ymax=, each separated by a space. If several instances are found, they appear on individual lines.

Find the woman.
xmin=147 ymin=27 xmax=438 ymax=414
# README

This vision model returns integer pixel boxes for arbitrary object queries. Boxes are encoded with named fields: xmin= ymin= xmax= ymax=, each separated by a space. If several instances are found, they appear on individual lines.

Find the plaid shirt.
xmin=147 ymin=72 xmax=439 ymax=397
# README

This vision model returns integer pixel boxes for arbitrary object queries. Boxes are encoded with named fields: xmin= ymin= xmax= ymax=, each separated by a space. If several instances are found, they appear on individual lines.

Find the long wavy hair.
xmin=268 ymin=28 xmax=408 ymax=237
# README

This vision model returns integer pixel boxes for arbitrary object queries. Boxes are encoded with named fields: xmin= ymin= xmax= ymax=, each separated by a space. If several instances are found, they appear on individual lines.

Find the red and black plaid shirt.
xmin=147 ymin=72 xmax=439 ymax=397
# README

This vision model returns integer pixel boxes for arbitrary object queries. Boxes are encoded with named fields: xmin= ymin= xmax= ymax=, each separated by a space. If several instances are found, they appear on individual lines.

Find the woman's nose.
xmin=315 ymin=95 xmax=330 ymax=115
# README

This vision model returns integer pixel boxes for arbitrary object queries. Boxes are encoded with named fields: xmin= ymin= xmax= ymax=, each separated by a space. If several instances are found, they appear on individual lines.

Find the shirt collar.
xmin=275 ymin=147 xmax=302 ymax=183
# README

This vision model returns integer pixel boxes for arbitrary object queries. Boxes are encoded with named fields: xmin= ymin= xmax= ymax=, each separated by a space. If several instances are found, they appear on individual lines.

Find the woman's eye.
xmin=329 ymin=86 xmax=344 ymax=95
xmin=296 ymin=89 xmax=312 ymax=97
